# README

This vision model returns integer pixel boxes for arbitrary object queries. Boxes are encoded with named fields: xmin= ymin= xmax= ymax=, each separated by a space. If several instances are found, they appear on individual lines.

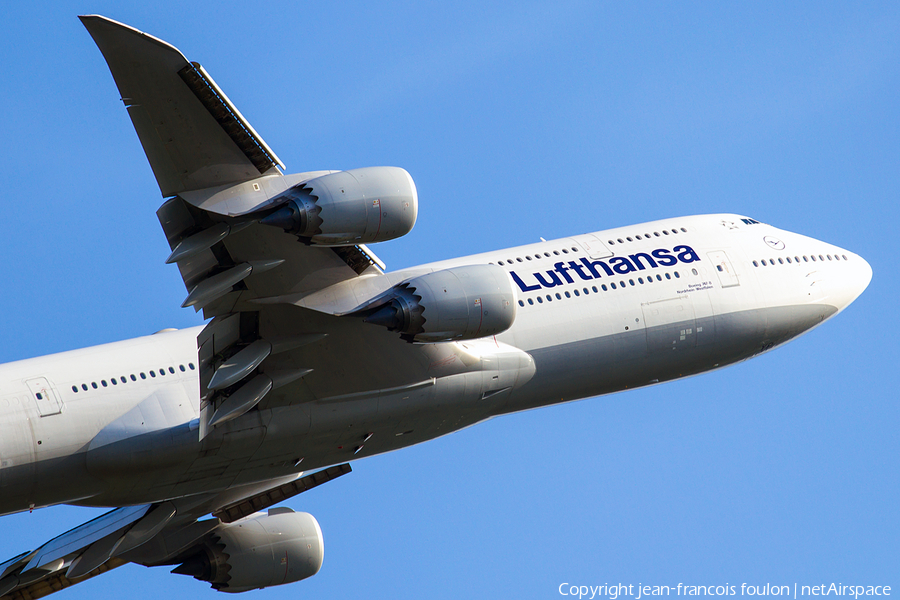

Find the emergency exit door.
xmin=707 ymin=251 xmax=740 ymax=288
xmin=25 ymin=377 xmax=63 ymax=416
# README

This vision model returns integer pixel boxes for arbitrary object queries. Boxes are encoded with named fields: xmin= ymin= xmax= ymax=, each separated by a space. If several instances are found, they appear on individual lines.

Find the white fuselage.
xmin=0 ymin=214 xmax=871 ymax=515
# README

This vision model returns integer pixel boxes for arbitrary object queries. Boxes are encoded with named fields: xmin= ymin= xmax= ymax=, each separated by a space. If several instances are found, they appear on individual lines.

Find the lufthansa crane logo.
xmin=763 ymin=236 xmax=785 ymax=250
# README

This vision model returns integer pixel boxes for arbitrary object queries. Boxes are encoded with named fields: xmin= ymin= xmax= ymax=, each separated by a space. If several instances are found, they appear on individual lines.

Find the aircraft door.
xmin=707 ymin=250 xmax=740 ymax=288
xmin=25 ymin=377 xmax=63 ymax=416
xmin=570 ymin=234 xmax=612 ymax=259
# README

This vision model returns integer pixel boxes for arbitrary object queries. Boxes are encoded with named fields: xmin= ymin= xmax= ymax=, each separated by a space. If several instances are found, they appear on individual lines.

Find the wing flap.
xmin=21 ymin=506 xmax=150 ymax=573
xmin=0 ymin=557 xmax=128 ymax=600
xmin=0 ymin=505 xmax=150 ymax=600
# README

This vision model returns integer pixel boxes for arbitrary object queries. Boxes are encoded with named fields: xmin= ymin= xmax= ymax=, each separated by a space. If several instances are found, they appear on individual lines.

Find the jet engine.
xmin=172 ymin=509 xmax=324 ymax=593
xmin=260 ymin=166 xmax=417 ymax=245
xmin=363 ymin=264 xmax=517 ymax=342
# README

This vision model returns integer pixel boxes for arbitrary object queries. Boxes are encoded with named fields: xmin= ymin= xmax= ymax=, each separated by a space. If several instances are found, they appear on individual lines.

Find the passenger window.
xmin=82 ymin=384 xmax=88 ymax=391
xmin=140 ymin=373 xmax=146 ymax=380
xmin=189 ymin=363 xmax=195 ymax=370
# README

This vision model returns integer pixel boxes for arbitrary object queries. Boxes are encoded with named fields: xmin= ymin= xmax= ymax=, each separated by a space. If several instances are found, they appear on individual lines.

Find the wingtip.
xmin=77 ymin=14 xmax=105 ymax=25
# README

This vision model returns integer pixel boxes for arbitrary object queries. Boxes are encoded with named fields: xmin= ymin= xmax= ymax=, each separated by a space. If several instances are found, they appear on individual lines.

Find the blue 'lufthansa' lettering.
xmin=510 ymin=245 xmax=700 ymax=292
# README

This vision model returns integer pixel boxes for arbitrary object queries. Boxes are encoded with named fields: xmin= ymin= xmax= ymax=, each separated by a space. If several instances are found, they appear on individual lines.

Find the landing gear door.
xmin=26 ymin=377 xmax=63 ymax=417
xmin=570 ymin=234 xmax=612 ymax=259
xmin=707 ymin=250 xmax=740 ymax=288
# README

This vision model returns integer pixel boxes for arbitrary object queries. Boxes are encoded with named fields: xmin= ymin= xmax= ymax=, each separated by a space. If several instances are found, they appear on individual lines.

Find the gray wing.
xmin=80 ymin=15 xmax=284 ymax=197
xmin=82 ymin=15 xmax=425 ymax=441
xmin=0 ymin=466 xmax=350 ymax=599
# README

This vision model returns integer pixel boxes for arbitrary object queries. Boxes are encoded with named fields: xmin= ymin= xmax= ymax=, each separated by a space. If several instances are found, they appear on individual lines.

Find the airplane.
xmin=0 ymin=14 xmax=872 ymax=598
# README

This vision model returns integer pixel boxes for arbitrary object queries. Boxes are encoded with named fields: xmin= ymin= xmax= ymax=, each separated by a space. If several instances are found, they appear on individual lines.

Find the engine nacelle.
xmin=260 ymin=166 xmax=417 ymax=245
xmin=172 ymin=509 xmax=324 ymax=593
xmin=364 ymin=264 xmax=517 ymax=342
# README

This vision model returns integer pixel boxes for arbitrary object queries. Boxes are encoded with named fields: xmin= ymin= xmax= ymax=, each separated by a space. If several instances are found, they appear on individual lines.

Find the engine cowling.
xmin=260 ymin=166 xmax=417 ymax=245
xmin=172 ymin=509 xmax=324 ymax=593
xmin=363 ymin=264 xmax=518 ymax=342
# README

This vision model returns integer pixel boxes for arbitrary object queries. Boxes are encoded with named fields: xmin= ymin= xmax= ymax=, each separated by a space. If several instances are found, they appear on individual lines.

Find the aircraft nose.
xmin=834 ymin=251 xmax=872 ymax=312
xmin=854 ymin=254 xmax=873 ymax=298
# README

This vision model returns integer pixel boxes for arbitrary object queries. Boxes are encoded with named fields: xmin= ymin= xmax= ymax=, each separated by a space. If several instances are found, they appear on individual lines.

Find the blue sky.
xmin=0 ymin=2 xmax=897 ymax=599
